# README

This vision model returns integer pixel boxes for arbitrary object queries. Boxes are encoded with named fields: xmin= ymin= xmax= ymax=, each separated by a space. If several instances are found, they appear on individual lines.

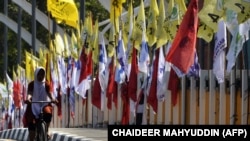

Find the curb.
xmin=0 ymin=128 xmax=101 ymax=141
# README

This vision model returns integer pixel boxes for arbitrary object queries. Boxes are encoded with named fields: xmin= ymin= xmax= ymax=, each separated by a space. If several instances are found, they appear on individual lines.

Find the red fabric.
xmin=92 ymin=72 xmax=102 ymax=110
xmin=121 ymin=82 xmax=129 ymax=125
xmin=165 ymin=0 xmax=198 ymax=74
xmin=13 ymin=80 xmax=22 ymax=109
xmin=128 ymin=46 xmax=138 ymax=102
xmin=22 ymin=104 xmax=33 ymax=127
xmin=7 ymin=115 xmax=12 ymax=129
xmin=56 ymin=84 xmax=62 ymax=118
xmin=112 ymin=80 xmax=118 ymax=109
xmin=147 ymin=49 xmax=159 ymax=113
xmin=22 ymin=85 xmax=27 ymax=101
xmin=106 ymin=56 xmax=115 ymax=110
xmin=168 ymin=68 xmax=180 ymax=106
xmin=78 ymin=47 xmax=93 ymax=84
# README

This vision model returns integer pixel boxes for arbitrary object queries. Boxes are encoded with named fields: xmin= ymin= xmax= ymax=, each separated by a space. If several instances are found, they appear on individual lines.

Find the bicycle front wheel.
xmin=37 ymin=121 xmax=47 ymax=141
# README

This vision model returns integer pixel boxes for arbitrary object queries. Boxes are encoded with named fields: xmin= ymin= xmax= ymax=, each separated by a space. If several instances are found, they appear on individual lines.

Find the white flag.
xmin=213 ymin=20 xmax=227 ymax=83
xmin=226 ymin=18 xmax=250 ymax=72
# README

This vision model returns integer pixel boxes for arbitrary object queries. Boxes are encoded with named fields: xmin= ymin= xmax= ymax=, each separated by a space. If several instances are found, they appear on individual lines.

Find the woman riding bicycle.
xmin=24 ymin=66 xmax=58 ymax=141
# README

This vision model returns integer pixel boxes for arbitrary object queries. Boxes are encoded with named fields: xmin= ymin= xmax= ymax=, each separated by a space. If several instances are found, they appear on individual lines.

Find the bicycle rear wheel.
xmin=36 ymin=121 xmax=47 ymax=141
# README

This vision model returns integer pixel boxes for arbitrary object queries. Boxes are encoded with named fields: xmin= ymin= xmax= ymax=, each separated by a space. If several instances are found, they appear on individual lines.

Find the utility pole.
xmin=4 ymin=0 xmax=8 ymax=75
xmin=80 ymin=0 xmax=85 ymax=24
xmin=17 ymin=6 xmax=22 ymax=65
xmin=32 ymin=0 xmax=36 ymax=55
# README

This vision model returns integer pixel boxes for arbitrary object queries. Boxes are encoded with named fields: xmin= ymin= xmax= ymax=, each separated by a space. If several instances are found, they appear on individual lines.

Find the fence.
xmin=1 ymin=69 xmax=249 ymax=130
xmin=49 ymin=69 xmax=249 ymax=127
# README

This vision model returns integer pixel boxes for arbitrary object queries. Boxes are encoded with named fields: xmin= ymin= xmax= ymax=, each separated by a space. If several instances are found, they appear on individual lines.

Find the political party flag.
xmin=146 ymin=0 xmax=159 ymax=47
xmin=213 ymin=20 xmax=227 ymax=83
xmin=110 ymin=0 xmax=126 ymax=33
xmin=166 ymin=0 xmax=199 ymax=75
xmin=198 ymin=0 xmax=224 ymax=32
xmin=47 ymin=0 xmax=79 ymax=30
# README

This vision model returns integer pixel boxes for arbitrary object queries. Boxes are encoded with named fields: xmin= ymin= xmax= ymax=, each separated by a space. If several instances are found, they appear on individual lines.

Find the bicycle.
xmin=25 ymin=100 xmax=55 ymax=141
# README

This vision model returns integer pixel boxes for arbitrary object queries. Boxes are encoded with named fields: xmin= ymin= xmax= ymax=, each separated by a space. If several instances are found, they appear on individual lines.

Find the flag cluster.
xmin=1 ymin=0 xmax=250 ymax=128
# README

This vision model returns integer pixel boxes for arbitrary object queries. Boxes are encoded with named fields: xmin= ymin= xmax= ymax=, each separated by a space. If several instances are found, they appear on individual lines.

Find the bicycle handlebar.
xmin=24 ymin=100 xmax=57 ymax=104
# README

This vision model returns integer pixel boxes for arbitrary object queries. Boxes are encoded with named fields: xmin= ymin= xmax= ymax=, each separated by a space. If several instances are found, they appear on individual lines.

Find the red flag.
xmin=147 ymin=48 xmax=159 ymax=113
xmin=92 ymin=72 xmax=102 ymax=110
xmin=168 ymin=67 xmax=180 ymax=106
xmin=166 ymin=0 xmax=198 ymax=74
xmin=128 ymin=46 xmax=138 ymax=102
xmin=56 ymin=84 xmax=62 ymax=118
xmin=112 ymin=79 xmax=118 ymax=109
xmin=13 ymin=80 xmax=22 ymax=109
xmin=106 ymin=56 xmax=115 ymax=110
xmin=77 ymin=47 xmax=93 ymax=99
xmin=121 ymin=81 xmax=129 ymax=125
xmin=79 ymin=47 xmax=93 ymax=84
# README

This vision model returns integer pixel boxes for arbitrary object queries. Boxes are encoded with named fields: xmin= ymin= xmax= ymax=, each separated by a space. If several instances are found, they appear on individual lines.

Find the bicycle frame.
xmin=29 ymin=101 xmax=53 ymax=141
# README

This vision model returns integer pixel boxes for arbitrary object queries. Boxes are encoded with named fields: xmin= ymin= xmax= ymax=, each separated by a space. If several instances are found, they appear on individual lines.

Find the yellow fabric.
xmin=131 ymin=0 xmax=146 ymax=50
xmin=122 ymin=1 xmax=133 ymax=50
xmin=168 ymin=0 xmax=187 ymax=42
xmin=146 ymin=0 xmax=159 ymax=47
xmin=236 ymin=1 xmax=250 ymax=23
xmin=110 ymin=0 xmax=126 ymax=33
xmin=25 ymin=51 xmax=39 ymax=81
xmin=198 ymin=0 xmax=224 ymax=32
xmin=47 ymin=0 xmax=79 ymax=30
xmin=107 ymin=26 xmax=116 ymax=57
xmin=197 ymin=20 xmax=214 ymax=42
xmin=156 ymin=0 xmax=167 ymax=48
xmin=92 ymin=19 xmax=99 ymax=64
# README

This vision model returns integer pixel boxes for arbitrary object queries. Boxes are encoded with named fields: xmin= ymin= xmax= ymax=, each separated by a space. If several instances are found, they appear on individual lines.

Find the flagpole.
xmin=242 ymin=35 xmax=250 ymax=124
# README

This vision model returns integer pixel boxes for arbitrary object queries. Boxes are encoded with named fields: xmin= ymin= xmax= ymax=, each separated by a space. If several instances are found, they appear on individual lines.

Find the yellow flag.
xmin=197 ymin=20 xmax=214 ymax=43
xmin=12 ymin=69 xmax=17 ymax=82
xmin=54 ymin=32 xmax=65 ymax=55
xmin=25 ymin=51 xmax=39 ymax=81
xmin=17 ymin=64 xmax=25 ymax=82
xmin=110 ymin=0 xmax=126 ymax=33
xmin=236 ymin=1 xmax=250 ymax=23
xmin=168 ymin=0 xmax=187 ymax=42
xmin=224 ymin=0 xmax=242 ymax=13
xmin=38 ymin=47 xmax=49 ymax=68
xmin=146 ymin=0 xmax=159 ymax=47
xmin=47 ymin=0 xmax=79 ymax=30
xmin=198 ymin=0 xmax=224 ymax=32
xmin=92 ymin=19 xmax=99 ymax=64
xmin=122 ymin=0 xmax=134 ymax=49
xmin=82 ymin=12 xmax=93 ymax=53
xmin=107 ymin=26 xmax=116 ymax=57
xmin=63 ymin=32 xmax=70 ymax=57
xmin=156 ymin=0 xmax=167 ymax=48
xmin=131 ymin=0 xmax=146 ymax=50
xmin=70 ymin=32 xmax=79 ymax=59
xmin=223 ymin=1 xmax=250 ymax=25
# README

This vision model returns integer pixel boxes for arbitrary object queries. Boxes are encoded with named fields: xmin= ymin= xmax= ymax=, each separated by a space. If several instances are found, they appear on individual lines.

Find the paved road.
xmin=0 ymin=127 xmax=108 ymax=141
xmin=50 ymin=128 xmax=108 ymax=141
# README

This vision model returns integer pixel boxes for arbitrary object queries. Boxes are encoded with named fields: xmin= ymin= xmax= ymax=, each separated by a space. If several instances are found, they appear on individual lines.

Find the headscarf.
xmin=31 ymin=66 xmax=50 ymax=118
